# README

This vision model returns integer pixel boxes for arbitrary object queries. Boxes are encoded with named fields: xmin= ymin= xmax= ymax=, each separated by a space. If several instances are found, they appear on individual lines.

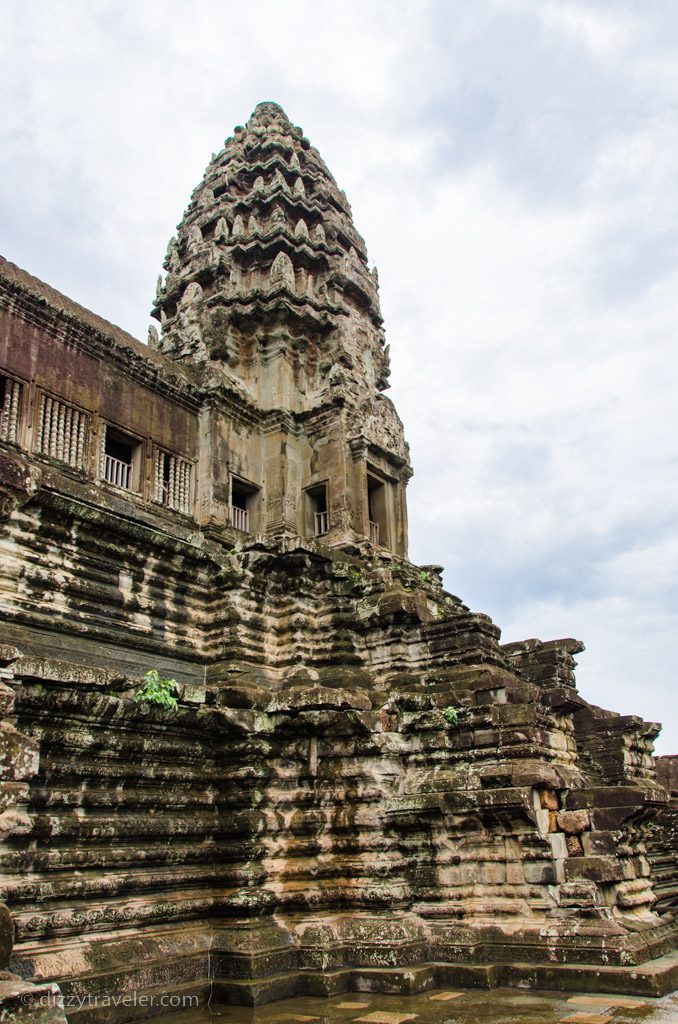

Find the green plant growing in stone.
xmin=135 ymin=669 xmax=179 ymax=710
xmin=442 ymin=705 xmax=459 ymax=727
xmin=419 ymin=570 xmax=430 ymax=583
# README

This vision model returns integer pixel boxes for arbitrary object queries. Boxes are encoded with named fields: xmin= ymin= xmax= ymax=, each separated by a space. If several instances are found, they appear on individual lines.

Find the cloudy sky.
xmin=2 ymin=0 xmax=678 ymax=753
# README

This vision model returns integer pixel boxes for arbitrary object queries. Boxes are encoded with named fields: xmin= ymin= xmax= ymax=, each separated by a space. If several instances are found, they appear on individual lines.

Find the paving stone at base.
xmin=266 ymin=1015 xmax=320 ymax=1023
xmin=428 ymin=992 xmax=464 ymax=1001
xmin=567 ymin=995 xmax=647 ymax=1009
xmin=562 ymin=1014 xmax=613 ymax=1024
xmin=354 ymin=1013 xmax=418 ymax=1024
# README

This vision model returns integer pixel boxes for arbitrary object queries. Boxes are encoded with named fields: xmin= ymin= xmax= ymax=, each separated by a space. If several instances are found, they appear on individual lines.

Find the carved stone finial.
xmin=164 ymin=237 xmax=180 ymax=272
xmin=273 ymin=168 xmax=289 ymax=193
xmin=248 ymin=101 xmax=292 ymax=129
xmin=187 ymin=225 xmax=202 ymax=251
xmin=270 ymin=251 xmax=295 ymax=290
xmin=198 ymin=187 xmax=214 ymax=208
xmin=377 ymin=343 xmax=391 ymax=390
xmin=294 ymin=219 xmax=309 ymax=241
xmin=147 ymin=324 xmax=159 ymax=347
xmin=183 ymin=281 xmax=203 ymax=306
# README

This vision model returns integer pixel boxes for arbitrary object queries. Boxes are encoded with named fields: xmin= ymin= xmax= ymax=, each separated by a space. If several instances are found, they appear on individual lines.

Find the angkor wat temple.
xmin=0 ymin=102 xmax=676 ymax=1021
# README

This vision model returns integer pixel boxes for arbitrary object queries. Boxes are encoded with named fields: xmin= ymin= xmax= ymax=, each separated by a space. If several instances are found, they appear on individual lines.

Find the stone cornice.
xmin=0 ymin=257 xmax=202 ymax=412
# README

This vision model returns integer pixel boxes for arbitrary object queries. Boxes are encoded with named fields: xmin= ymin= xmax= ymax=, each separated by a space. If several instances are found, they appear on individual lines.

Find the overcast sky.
xmin=2 ymin=0 xmax=677 ymax=753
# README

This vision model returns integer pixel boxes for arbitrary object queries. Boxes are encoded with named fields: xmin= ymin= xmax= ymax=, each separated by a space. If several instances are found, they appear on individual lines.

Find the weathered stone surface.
xmin=0 ymin=979 xmax=66 ymax=1024
xmin=0 ymin=101 xmax=676 ymax=1018
xmin=558 ymin=810 xmax=591 ymax=834
xmin=648 ymin=755 xmax=678 ymax=915
xmin=565 ymin=856 xmax=630 ymax=884
xmin=0 ymin=903 xmax=13 ymax=968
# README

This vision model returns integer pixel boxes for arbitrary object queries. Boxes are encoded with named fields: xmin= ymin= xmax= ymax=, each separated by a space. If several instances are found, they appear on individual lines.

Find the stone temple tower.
xmin=150 ymin=100 xmax=411 ymax=555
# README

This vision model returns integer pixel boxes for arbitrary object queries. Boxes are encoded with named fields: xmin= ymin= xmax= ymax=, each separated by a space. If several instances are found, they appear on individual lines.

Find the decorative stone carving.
xmin=187 ymin=225 xmax=202 ymax=251
xmin=273 ymin=167 xmax=288 ymax=192
xmin=377 ymin=343 xmax=391 ymax=391
xmin=294 ymin=219 xmax=308 ymax=241
xmin=164 ymin=236 xmax=180 ymax=272
xmin=270 ymin=251 xmax=295 ymax=290
xmin=183 ymin=281 xmax=203 ymax=306
xmin=0 ymin=450 xmax=40 ymax=519
xmin=358 ymin=395 xmax=409 ymax=462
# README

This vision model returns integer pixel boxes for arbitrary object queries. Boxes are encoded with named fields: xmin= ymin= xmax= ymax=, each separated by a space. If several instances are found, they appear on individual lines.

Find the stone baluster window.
xmin=36 ymin=393 xmax=88 ymax=469
xmin=0 ymin=374 xmax=22 ymax=445
xmin=101 ymin=426 xmax=145 ymax=493
xmin=153 ymin=448 xmax=193 ymax=515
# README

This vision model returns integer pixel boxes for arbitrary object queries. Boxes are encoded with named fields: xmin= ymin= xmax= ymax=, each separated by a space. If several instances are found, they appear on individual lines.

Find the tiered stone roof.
xmin=151 ymin=101 xmax=390 ymax=399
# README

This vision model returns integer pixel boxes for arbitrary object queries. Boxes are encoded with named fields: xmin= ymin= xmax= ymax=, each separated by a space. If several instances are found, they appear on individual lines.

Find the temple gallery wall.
xmin=0 ymin=102 xmax=676 ymax=1022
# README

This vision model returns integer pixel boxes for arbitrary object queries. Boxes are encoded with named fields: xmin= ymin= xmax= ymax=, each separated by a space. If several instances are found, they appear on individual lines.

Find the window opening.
xmin=230 ymin=476 xmax=258 ymax=532
xmin=153 ymin=449 xmax=193 ymax=514
xmin=0 ymin=374 xmax=21 ymax=445
xmin=36 ymin=393 xmax=87 ymax=469
xmin=306 ymin=483 xmax=329 ymax=537
xmin=102 ymin=427 xmax=141 ymax=492
xmin=367 ymin=472 xmax=388 ymax=547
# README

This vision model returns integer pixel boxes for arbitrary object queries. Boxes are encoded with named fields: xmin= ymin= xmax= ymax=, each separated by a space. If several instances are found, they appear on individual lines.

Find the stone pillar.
xmin=195 ymin=404 xmax=229 ymax=528
xmin=263 ymin=416 xmax=298 ymax=537
xmin=349 ymin=438 xmax=369 ymax=541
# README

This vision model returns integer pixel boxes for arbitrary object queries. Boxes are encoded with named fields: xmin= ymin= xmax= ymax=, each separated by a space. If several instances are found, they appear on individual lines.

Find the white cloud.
xmin=540 ymin=1 xmax=638 ymax=60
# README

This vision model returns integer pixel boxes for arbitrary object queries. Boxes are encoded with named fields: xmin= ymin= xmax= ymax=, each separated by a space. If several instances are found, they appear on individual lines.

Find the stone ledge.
xmin=200 ymin=954 xmax=678 ymax=1011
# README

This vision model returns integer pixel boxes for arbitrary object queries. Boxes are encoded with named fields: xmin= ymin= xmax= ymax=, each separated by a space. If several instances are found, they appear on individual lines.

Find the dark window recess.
xmin=367 ymin=473 xmax=388 ymax=547
xmin=103 ymin=428 xmax=141 ymax=492
xmin=307 ymin=483 xmax=329 ymax=536
xmin=230 ymin=477 xmax=259 ymax=532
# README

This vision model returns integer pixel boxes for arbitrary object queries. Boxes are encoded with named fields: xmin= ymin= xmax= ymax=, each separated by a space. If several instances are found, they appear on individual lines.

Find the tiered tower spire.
xmin=151 ymin=102 xmax=411 ymax=552
xmin=151 ymin=102 xmax=390 ymax=402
